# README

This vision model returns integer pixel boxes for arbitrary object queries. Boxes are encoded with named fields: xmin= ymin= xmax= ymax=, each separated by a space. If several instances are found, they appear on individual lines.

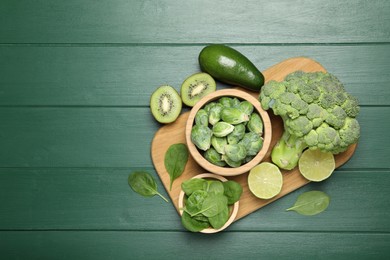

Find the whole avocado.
xmin=198 ymin=44 xmax=264 ymax=91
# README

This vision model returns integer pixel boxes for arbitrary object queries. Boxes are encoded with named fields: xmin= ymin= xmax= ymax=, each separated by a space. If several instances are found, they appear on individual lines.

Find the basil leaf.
xmin=128 ymin=171 xmax=168 ymax=202
xmin=164 ymin=143 xmax=189 ymax=190
xmin=286 ymin=191 xmax=330 ymax=216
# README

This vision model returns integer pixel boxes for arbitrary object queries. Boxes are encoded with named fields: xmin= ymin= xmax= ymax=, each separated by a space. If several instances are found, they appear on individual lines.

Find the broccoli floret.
xmin=304 ymin=130 xmax=319 ymax=147
xmin=316 ymin=123 xmax=341 ymax=151
xmin=297 ymin=82 xmax=321 ymax=103
xmin=260 ymin=71 xmax=360 ymax=170
xmin=273 ymin=92 xmax=301 ymax=119
xmin=306 ymin=103 xmax=327 ymax=128
xmin=339 ymin=117 xmax=360 ymax=149
xmin=318 ymin=93 xmax=338 ymax=109
xmin=259 ymin=81 xmax=286 ymax=110
xmin=325 ymin=105 xmax=347 ymax=129
xmin=285 ymin=116 xmax=313 ymax=137
xmin=292 ymin=99 xmax=309 ymax=115
xmin=341 ymin=93 xmax=360 ymax=117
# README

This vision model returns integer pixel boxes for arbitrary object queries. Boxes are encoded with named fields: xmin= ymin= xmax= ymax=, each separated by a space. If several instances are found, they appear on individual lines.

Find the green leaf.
xmin=201 ymin=194 xmax=228 ymax=217
xmin=223 ymin=181 xmax=243 ymax=205
xmin=204 ymin=180 xmax=224 ymax=195
xmin=208 ymin=205 xmax=229 ymax=229
xmin=128 ymin=171 xmax=168 ymax=202
xmin=164 ymin=143 xmax=189 ymax=190
xmin=184 ymin=190 xmax=208 ymax=216
xmin=181 ymin=211 xmax=210 ymax=232
xmin=181 ymin=178 xmax=207 ymax=196
xmin=286 ymin=191 xmax=330 ymax=216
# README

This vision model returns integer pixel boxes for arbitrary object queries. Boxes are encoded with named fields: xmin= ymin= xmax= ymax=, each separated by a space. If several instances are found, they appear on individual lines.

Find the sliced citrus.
xmin=298 ymin=149 xmax=335 ymax=182
xmin=248 ymin=162 xmax=283 ymax=199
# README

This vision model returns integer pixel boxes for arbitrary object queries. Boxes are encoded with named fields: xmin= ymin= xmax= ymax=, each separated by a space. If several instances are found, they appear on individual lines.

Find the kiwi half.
xmin=150 ymin=85 xmax=182 ymax=124
xmin=180 ymin=72 xmax=216 ymax=107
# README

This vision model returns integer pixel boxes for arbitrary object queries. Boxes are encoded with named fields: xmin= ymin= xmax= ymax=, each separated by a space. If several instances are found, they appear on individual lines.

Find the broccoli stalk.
xmin=271 ymin=130 xmax=308 ymax=170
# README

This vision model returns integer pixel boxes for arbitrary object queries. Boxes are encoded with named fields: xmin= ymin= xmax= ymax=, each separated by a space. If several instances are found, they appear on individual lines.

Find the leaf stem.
xmin=156 ymin=192 xmax=169 ymax=203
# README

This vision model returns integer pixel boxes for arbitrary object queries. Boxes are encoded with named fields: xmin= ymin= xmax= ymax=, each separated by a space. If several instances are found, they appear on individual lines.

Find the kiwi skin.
xmin=180 ymin=72 xmax=216 ymax=107
xmin=150 ymin=85 xmax=182 ymax=124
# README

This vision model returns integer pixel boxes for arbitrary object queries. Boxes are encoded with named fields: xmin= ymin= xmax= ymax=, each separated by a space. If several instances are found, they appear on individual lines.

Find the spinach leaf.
xmin=205 ymin=180 xmax=224 ymax=195
xmin=128 ymin=171 xmax=168 ymax=202
xmin=181 ymin=178 xmax=207 ymax=196
xmin=208 ymin=205 xmax=229 ymax=229
xmin=184 ymin=190 xmax=208 ymax=216
xmin=181 ymin=211 xmax=210 ymax=232
xmin=223 ymin=180 xmax=243 ymax=205
xmin=286 ymin=190 xmax=330 ymax=216
xmin=201 ymin=194 xmax=228 ymax=217
xmin=192 ymin=214 xmax=209 ymax=223
xmin=164 ymin=143 xmax=189 ymax=190
xmin=180 ymin=178 xmax=240 ymax=232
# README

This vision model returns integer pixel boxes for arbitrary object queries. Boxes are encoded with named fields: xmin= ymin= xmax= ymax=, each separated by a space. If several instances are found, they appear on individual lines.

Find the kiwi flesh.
xmin=150 ymin=85 xmax=182 ymax=124
xmin=180 ymin=72 xmax=216 ymax=107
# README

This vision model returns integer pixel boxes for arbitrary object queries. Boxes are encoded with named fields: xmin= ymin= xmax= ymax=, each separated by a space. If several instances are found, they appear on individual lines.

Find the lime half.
xmin=248 ymin=162 xmax=283 ymax=199
xmin=298 ymin=149 xmax=335 ymax=182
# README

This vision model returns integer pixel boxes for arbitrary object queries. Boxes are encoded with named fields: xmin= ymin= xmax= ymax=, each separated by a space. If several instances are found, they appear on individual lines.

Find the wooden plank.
xmin=0 ymin=169 xmax=389 ymax=232
xmin=0 ymin=106 xmax=386 ymax=168
xmin=0 ymin=0 xmax=389 ymax=43
xmin=1 ymin=231 xmax=389 ymax=259
xmin=0 ymin=107 xmax=158 ymax=168
xmin=0 ymin=45 xmax=389 ymax=106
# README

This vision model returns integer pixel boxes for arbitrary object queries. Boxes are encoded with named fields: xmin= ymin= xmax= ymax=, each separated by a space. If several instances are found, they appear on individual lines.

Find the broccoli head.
xmin=259 ymin=71 xmax=360 ymax=170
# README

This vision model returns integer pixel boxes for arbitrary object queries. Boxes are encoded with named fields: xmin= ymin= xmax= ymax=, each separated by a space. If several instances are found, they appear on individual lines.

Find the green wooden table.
xmin=1 ymin=1 xmax=389 ymax=259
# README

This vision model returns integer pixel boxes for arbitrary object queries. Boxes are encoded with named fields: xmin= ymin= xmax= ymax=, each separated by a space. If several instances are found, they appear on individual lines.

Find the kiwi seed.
xmin=180 ymin=73 xmax=216 ymax=107
xmin=150 ymin=85 xmax=182 ymax=124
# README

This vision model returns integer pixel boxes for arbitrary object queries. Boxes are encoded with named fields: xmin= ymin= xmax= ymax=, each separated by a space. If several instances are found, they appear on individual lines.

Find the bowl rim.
xmin=178 ymin=173 xmax=239 ymax=233
xmin=185 ymin=89 xmax=272 ymax=176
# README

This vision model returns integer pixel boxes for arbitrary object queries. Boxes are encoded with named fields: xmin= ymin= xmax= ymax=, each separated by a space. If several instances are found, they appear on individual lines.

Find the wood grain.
xmin=1 ymin=45 xmax=389 ymax=106
xmin=3 ymin=106 xmax=387 ymax=168
xmin=1 ymin=168 xmax=389 ymax=231
xmin=1 ymin=0 xmax=389 ymax=258
xmin=1 ymin=231 xmax=389 ymax=259
xmin=151 ymin=57 xmax=357 ymax=221
xmin=1 ymin=0 xmax=389 ymax=43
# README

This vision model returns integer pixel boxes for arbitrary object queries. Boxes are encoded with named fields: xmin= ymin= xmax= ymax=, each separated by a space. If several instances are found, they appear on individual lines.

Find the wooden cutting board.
xmin=150 ymin=57 xmax=357 ymax=222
